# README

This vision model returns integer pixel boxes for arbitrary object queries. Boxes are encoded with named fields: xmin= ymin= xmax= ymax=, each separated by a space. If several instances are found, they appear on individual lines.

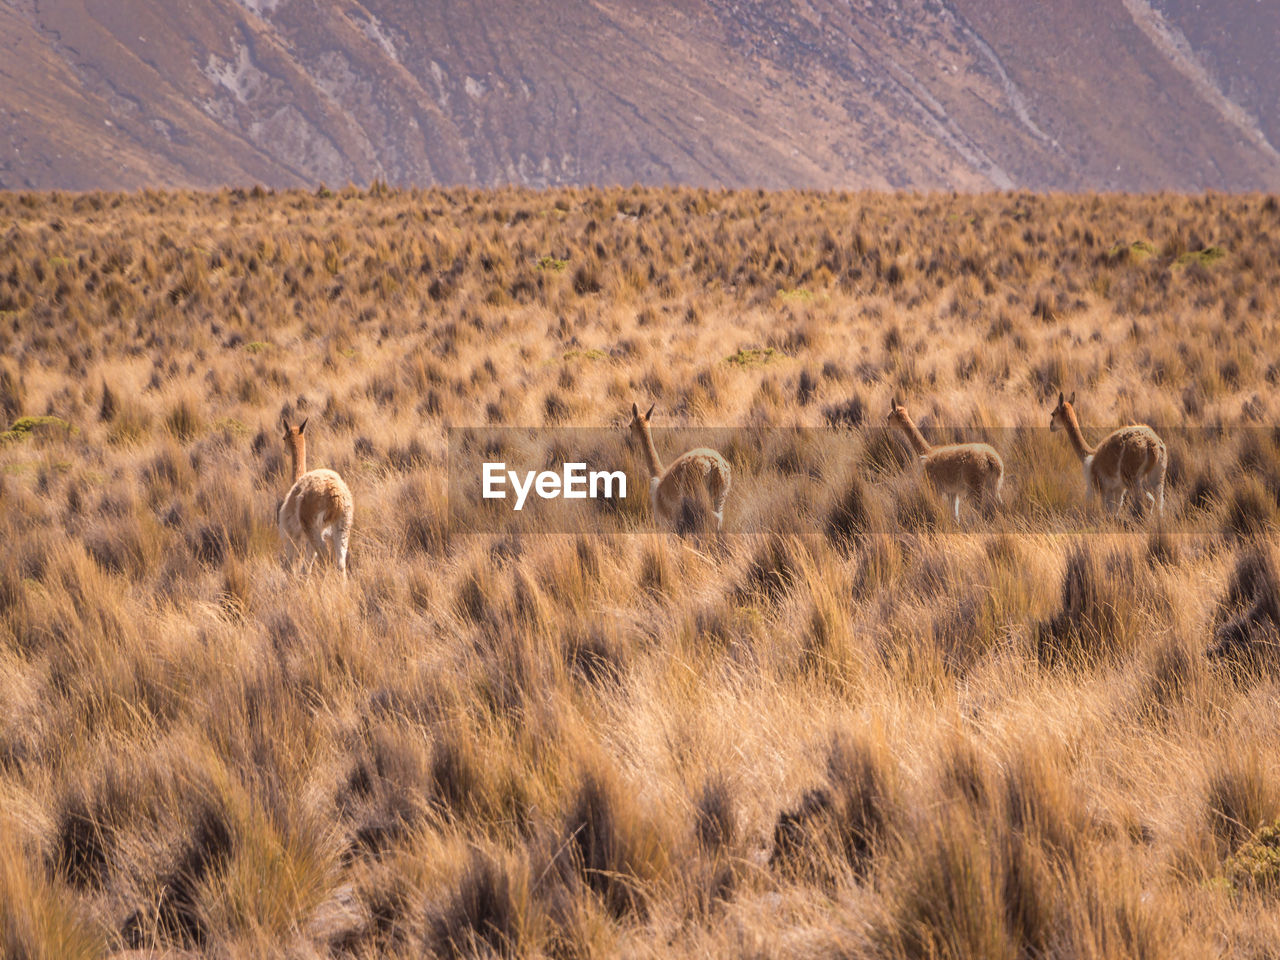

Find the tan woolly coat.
xmin=650 ymin=448 xmax=732 ymax=523
xmin=628 ymin=403 xmax=731 ymax=529
xmin=278 ymin=419 xmax=354 ymax=575
xmin=1051 ymin=394 xmax=1166 ymax=514
xmin=279 ymin=469 xmax=353 ymax=544
xmin=917 ymin=442 xmax=1005 ymax=503
xmin=888 ymin=400 xmax=1005 ymax=519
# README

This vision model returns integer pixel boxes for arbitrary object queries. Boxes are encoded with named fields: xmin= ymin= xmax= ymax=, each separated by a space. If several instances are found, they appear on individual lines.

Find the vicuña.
xmin=887 ymin=395 xmax=1005 ymax=521
xmin=278 ymin=417 xmax=354 ymax=577
xmin=1049 ymin=392 xmax=1166 ymax=517
xmin=627 ymin=402 xmax=731 ymax=531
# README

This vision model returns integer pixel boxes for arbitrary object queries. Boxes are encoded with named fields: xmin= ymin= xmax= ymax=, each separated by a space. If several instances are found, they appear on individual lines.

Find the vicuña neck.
xmin=289 ymin=440 xmax=307 ymax=481
xmin=897 ymin=416 xmax=932 ymax=457
xmin=1061 ymin=408 xmax=1094 ymax=460
xmin=638 ymin=424 xmax=664 ymax=479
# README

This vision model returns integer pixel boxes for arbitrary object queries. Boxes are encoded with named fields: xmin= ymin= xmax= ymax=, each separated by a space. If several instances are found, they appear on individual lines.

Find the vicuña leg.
xmin=335 ymin=517 xmax=351 ymax=578
xmin=299 ymin=539 xmax=318 ymax=575
xmin=306 ymin=522 xmax=328 ymax=574
xmin=1144 ymin=464 xmax=1165 ymax=518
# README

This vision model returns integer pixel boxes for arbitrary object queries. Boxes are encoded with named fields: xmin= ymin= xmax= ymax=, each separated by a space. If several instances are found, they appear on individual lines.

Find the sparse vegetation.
xmin=1220 ymin=821 xmax=1280 ymax=895
xmin=1 ymin=185 xmax=1280 ymax=956
xmin=725 ymin=346 xmax=780 ymax=367
xmin=536 ymin=255 xmax=569 ymax=272
xmin=1 ymin=414 xmax=73 ymax=445
xmin=1176 ymin=246 xmax=1227 ymax=268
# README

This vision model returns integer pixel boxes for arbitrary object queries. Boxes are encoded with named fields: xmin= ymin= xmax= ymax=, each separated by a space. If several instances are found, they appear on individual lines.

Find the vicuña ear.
xmin=1068 ymin=392 xmax=1075 ymax=405
xmin=298 ymin=417 xmax=308 ymax=434
xmin=281 ymin=416 xmax=291 ymax=432
xmin=631 ymin=402 xmax=640 ymax=418
xmin=892 ymin=394 xmax=901 ymax=409
xmin=1056 ymin=391 xmax=1063 ymax=406
xmin=644 ymin=403 xmax=655 ymax=420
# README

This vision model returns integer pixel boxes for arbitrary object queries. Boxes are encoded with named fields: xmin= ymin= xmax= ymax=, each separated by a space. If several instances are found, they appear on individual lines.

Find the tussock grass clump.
xmin=564 ymin=624 xmax=627 ymax=687
xmin=1 ymin=822 xmax=104 ymax=960
xmin=1037 ymin=546 xmax=1145 ymax=666
xmin=1205 ymin=752 xmax=1280 ymax=859
xmin=825 ymin=473 xmax=875 ymax=548
xmin=694 ymin=774 xmax=737 ymax=853
xmin=1137 ymin=639 xmax=1203 ymax=722
xmin=122 ymin=801 xmax=235 ymax=949
xmin=557 ymin=768 xmax=668 ymax=920
xmin=49 ymin=770 xmax=140 ymax=891
xmin=428 ymin=849 xmax=539 ymax=959
xmin=875 ymin=807 xmax=1028 ymax=960
xmin=0 ymin=360 xmax=24 ymax=421
xmin=736 ymin=534 xmax=807 ymax=603
xmin=876 ymin=745 xmax=1166 ymax=960
xmin=1209 ymin=547 xmax=1280 ymax=670
xmin=164 ymin=395 xmax=204 ymax=442
xmin=770 ymin=734 xmax=896 ymax=885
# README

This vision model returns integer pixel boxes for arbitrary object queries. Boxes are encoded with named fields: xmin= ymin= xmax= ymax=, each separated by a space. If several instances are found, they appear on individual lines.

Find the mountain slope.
xmin=2 ymin=0 xmax=1278 ymax=191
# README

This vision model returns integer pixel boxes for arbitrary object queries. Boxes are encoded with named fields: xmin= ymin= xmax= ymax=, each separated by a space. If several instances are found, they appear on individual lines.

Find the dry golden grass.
xmin=2 ymin=184 xmax=1280 ymax=957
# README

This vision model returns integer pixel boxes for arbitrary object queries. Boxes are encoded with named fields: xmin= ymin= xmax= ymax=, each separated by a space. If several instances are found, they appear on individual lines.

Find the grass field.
xmin=2 ymin=185 xmax=1280 ymax=958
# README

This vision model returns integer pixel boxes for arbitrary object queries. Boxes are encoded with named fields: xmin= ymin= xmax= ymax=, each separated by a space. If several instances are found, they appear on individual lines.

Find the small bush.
xmin=1220 ymin=822 xmax=1280 ymax=893
xmin=1 ymin=415 xmax=72 ymax=445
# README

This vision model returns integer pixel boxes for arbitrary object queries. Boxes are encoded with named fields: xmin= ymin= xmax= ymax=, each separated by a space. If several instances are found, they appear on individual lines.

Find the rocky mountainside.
xmin=2 ymin=0 xmax=1277 ymax=191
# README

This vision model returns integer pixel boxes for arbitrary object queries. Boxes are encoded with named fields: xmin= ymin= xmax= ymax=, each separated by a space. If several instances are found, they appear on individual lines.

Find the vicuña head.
xmin=278 ymin=415 xmax=354 ymax=578
xmin=1049 ymin=391 xmax=1166 ymax=517
xmin=626 ymin=401 xmax=731 ymax=532
xmin=886 ymin=394 xmax=1004 ymax=522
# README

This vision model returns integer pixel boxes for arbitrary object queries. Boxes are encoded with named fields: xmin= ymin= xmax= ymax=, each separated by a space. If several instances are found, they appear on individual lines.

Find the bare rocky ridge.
xmin=2 ymin=0 xmax=1277 ymax=191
